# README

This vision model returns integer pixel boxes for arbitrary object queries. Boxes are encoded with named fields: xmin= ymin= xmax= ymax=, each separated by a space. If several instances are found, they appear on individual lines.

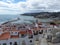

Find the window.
xmin=21 ymin=34 xmax=27 ymax=38
xmin=29 ymin=35 xmax=33 ymax=39
xmin=14 ymin=42 xmax=17 ymax=45
xmin=23 ymin=26 xmax=25 ymax=28
xmin=34 ymin=31 xmax=38 ymax=35
xmin=10 ymin=42 xmax=12 ymax=45
xmin=15 ymin=32 xmax=17 ymax=34
xmin=39 ymin=30 xmax=43 ymax=34
xmin=21 ymin=34 xmax=24 ymax=36
xmin=3 ymin=43 xmax=6 ymax=45
xmin=30 ymin=40 xmax=32 ymax=43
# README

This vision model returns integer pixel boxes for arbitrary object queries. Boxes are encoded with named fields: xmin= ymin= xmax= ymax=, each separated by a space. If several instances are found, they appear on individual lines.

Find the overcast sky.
xmin=0 ymin=0 xmax=60 ymax=14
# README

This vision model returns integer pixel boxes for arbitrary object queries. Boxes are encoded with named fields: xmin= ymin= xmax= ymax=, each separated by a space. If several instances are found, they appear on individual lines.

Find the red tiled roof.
xmin=19 ymin=31 xmax=27 ymax=34
xmin=33 ymin=27 xmax=40 ymax=31
xmin=11 ymin=35 xmax=19 ymax=39
xmin=0 ymin=32 xmax=10 ymax=40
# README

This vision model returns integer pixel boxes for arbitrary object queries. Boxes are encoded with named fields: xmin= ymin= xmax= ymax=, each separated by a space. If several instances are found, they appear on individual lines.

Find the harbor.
xmin=0 ymin=15 xmax=60 ymax=45
xmin=0 ymin=0 xmax=60 ymax=45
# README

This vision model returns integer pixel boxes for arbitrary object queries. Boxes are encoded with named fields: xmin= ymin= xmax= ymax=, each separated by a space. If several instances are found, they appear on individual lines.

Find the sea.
xmin=0 ymin=15 xmax=36 ymax=24
xmin=0 ymin=14 xmax=53 ymax=24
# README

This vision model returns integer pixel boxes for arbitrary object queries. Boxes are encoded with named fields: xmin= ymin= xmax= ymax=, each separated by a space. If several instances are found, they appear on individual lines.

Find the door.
xmin=14 ymin=42 xmax=17 ymax=45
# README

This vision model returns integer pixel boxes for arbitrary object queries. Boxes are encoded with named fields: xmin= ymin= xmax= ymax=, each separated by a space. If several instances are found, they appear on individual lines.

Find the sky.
xmin=0 ymin=0 xmax=60 ymax=14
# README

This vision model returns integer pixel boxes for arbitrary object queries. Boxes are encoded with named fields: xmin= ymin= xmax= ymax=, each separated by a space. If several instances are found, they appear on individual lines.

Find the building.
xmin=0 ymin=20 xmax=60 ymax=45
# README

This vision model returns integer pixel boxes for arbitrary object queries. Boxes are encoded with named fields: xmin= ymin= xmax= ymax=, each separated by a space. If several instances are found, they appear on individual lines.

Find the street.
xmin=48 ymin=42 xmax=60 ymax=45
xmin=34 ymin=34 xmax=60 ymax=45
xmin=34 ymin=34 xmax=48 ymax=45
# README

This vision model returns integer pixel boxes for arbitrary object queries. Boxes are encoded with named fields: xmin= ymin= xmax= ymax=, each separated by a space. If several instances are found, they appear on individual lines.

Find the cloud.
xmin=0 ymin=0 xmax=60 ymax=14
xmin=0 ymin=1 xmax=25 ymax=14
xmin=25 ymin=0 xmax=60 ymax=12
xmin=14 ymin=0 xmax=60 ymax=13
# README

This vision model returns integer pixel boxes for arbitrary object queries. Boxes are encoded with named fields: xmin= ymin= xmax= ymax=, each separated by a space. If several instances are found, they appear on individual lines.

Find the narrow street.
xmin=34 ymin=37 xmax=41 ymax=45
xmin=48 ymin=42 xmax=60 ymax=45
xmin=34 ymin=34 xmax=48 ymax=45
xmin=34 ymin=38 xmax=48 ymax=45
xmin=34 ymin=34 xmax=60 ymax=45
xmin=34 ymin=41 xmax=40 ymax=45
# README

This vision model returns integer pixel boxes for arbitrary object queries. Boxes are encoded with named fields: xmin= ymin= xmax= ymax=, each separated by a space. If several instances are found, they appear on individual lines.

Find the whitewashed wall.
xmin=0 ymin=36 xmax=34 ymax=45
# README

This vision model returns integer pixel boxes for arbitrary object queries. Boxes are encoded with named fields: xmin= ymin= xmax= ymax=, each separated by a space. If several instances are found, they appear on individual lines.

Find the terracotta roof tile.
xmin=11 ymin=35 xmax=19 ymax=39
xmin=0 ymin=32 xmax=10 ymax=40
xmin=19 ymin=31 xmax=27 ymax=34
xmin=33 ymin=27 xmax=40 ymax=31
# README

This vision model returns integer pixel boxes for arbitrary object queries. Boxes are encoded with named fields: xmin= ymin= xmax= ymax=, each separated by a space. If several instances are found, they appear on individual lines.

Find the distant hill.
xmin=21 ymin=12 xmax=60 ymax=18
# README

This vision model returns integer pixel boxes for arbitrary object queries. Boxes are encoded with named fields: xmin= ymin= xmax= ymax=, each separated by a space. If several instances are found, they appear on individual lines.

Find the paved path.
xmin=40 ymin=38 xmax=48 ymax=45
xmin=34 ymin=35 xmax=41 ymax=45
xmin=34 ymin=34 xmax=48 ymax=45
xmin=34 ymin=41 xmax=40 ymax=45
xmin=48 ymin=42 xmax=60 ymax=45
xmin=34 ymin=37 xmax=41 ymax=45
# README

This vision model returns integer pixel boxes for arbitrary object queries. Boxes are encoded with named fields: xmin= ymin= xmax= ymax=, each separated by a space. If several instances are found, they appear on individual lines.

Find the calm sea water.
xmin=0 ymin=15 xmax=53 ymax=24
xmin=0 ymin=15 xmax=36 ymax=24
